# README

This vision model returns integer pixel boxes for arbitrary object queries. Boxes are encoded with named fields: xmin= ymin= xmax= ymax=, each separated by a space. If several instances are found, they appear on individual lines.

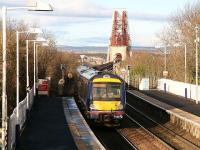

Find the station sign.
xmin=163 ymin=71 xmax=168 ymax=77
xmin=38 ymin=79 xmax=49 ymax=96
xmin=68 ymin=72 xmax=73 ymax=79
xmin=58 ymin=79 xmax=65 ymax=85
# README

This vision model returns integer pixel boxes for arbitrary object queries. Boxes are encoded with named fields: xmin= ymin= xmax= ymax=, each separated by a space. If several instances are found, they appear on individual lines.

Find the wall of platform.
xmin=157 ymin=78 xmax=200 ymax=102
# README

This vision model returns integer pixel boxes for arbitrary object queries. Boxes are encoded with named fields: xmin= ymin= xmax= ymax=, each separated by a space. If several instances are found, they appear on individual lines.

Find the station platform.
xmin=18 ymin=97 xmax=104 ymax=150
xmin=127 ymin=90 xmax=200 ymax=138
xmin=142 ymin=90 xmax=200 ymax=117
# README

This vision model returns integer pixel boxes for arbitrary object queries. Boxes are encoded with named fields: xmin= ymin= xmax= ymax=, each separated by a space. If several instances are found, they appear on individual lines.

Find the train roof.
xmin=77 ymin=65 xmax=124 ymax=82
xmin=77 ymin=65 xmax=100 ymax=80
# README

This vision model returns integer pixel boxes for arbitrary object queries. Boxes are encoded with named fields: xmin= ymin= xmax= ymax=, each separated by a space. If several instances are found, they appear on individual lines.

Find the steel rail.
xmin=115 ymin=129 xmax=138 ymax=150
xmin=125 ymin=113 xmax=174 ymax=150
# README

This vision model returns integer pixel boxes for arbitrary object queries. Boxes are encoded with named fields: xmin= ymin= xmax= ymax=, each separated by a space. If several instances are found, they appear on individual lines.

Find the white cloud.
xmin=0 ymin=1 xmax=24 ymax=6
xmin=54 ymin=0 xmax=111 ymax=17
xmin=1 ymin=0 xmax=169 ymax=46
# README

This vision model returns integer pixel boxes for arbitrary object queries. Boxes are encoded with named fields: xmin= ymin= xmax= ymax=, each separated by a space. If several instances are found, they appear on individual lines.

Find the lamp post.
xmin=80 ymin=55 xmax=85 ymax=65
xmin=183 ymin=22 xmax=199 ymax=103
xmin=184 ymin=43 xmax=187 ymax=83
xmin=164 ymin=45 xmax=167 ymax=74
xmin=176 ymin=30 xmax=188 ymax=96
xmin=183 ymin=43 xmax=188 ymax=99
xmin=1 ymin=7 xmax=7 ymax=150
xmin=174 ymin=42 xmax=188 ymax=98
xmin=195 ymin=25 xmax=199 ymax=104
xmin=155 ymin=44 xmax=168 ymax=78
xmin=155 ymin=44 xmax=168 ymax=92
xmin=26 ymin=40 xmax=30 ymax=108
xmin=127 ymin=65 xmax=132 ymax=90
xmin=16 ymin=28 xmax=42 ymax=124
xmin=33 ymin=39 xmax=48 ymax=96
xmin=163 ymin=44 xmax=169 ymax=92
xmin=1 ymin=3 xmax=53 ymax=149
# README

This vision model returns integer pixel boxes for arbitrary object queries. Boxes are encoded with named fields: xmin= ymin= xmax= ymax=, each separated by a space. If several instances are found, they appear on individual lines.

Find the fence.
xmin=8 ymin=88 xmax=34 ymax=150
xmin=130 ymin=76 xmax=158 ymax=90
xmin=157 ymin=78 xmax=200 ymax=102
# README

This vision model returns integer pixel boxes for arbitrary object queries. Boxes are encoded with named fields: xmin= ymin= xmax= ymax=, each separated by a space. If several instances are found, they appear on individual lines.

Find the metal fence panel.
xmin=8 ymin=88 xmax=34 ymax=150
xmin=18 ymin=99 xmax=27 ymax=129
xmin=8 ymin=109 xmax=16 ymax=150
xmin=29 ymin=88 xmax=34 ymax=108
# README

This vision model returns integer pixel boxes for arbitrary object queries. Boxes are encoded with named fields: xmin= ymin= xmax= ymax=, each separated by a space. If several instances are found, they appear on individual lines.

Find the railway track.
xmin=76 ymin=94 xmax=197 ymax=150
xmin=91 ymin=115 xmax=172 ymax=150
xmin=126 ymin=102 xmax=200 ymax=150
xmin=90 ymin=125 xmax=136 ymax=150
xmin=76 ymin=96 xmax=171 ymax=150
xmin=116 ymin=115 xmax=172 ymax=150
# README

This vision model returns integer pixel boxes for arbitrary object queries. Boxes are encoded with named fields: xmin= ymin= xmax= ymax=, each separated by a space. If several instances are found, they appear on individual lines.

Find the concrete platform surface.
xmin=62 ymin=97 xmax=105 ymax=150
xmin=18 ymin=97 xmax=104 ymax=150
xmin=18 ymin=97 xmax=77 ymax=150
xmin=142 ymin=90 xmax=200 ymax=117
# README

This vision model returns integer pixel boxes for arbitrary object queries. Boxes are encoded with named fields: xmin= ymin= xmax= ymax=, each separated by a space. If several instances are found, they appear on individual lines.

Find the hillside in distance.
xmin=57 ymin=46 xmax=108 ymax=53
xmin=57 ymin=45 xmax=157 ymax=53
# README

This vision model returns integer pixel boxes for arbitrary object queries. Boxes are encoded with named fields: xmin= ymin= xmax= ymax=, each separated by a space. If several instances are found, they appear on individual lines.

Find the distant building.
xmin=82 ymin=55 xmax=106 ymax=65
xmin=107 ymin=9 xmax=131 ymax=62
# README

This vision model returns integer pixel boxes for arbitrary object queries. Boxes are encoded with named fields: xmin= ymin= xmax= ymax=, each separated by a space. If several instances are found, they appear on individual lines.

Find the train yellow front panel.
xmin=93 ymin=78 xmax=121 ymax=83
xmin=93 ymin=101 xmax=120 ymax=111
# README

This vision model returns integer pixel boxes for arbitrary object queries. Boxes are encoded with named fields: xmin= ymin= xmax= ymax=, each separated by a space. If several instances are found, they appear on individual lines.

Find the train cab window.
xmin=93 ymin=83 xmax=121 ymax=100
xmin=107 ymin=84 xmax=121 ymax=98
xmin=93 ymin=84 xmax=107 ymax=99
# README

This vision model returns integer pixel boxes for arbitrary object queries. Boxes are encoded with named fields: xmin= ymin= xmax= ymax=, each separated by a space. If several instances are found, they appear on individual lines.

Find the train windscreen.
xmin=92 ymin=83 xmax=121 ymax=100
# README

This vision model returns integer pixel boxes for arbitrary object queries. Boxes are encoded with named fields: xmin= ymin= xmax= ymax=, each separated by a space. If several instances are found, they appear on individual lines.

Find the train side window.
xmin=84 ymin=83 xmax=88 ymax=99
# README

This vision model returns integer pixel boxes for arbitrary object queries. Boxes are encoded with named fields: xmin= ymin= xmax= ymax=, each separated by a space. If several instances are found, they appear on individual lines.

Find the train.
xmin=76 ymin=65 xmax=126 ymax=126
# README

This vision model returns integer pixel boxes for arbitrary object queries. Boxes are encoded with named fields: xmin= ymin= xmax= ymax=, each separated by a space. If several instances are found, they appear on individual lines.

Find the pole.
xmin=16 ymin=31 xmax=19 ymax=123
xmin=26 ymin=40 xmax=29 ymax=108
xmin=127 ymin=67 xmax=130 ymax=90
xmin=164 ymin=45 xmax=167 ymax=92
xmin=195 ymin=25 xmax=199 ymax=104
xmin=33 ymin=42 xmax=36 ymax=96
xmin=164 ymin=45 xmax=167 ymax=73
xmin=62 ymin=65 xmax=64 ymax=79
xmin=36 ymin=44 xmax=38 ymax=93
xmin=184 ymin=43 xmax=187 ymax=83
xmin=184 ymin=43 xmax=187 ymax=98
xmin=2 ymin=6 xmax=8 ymax=150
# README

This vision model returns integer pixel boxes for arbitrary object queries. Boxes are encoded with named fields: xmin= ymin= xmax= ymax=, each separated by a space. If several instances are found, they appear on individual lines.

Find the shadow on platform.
xmin=18 ymin=97 xmax=77 ymax=150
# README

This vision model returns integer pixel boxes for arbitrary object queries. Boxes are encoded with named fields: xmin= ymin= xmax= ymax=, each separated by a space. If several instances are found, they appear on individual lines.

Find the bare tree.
xmin=157 ymin=1 xmax=200 ymax=83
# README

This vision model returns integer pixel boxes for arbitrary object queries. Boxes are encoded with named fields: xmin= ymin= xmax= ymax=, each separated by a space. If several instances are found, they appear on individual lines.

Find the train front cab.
xmin=89 ymin=74 xmax=126 ymax=125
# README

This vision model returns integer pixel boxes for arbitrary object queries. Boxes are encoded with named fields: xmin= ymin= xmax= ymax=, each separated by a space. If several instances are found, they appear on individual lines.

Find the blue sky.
xmin=0 ymin=0 xmax=199 ymax=46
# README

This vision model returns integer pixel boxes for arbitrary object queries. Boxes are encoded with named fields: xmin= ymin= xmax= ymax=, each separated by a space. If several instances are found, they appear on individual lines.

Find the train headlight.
xmin=118 ymin=103 xmax=123 ymax=110
xmin=90 ymin=104 xmax=95 ymax=110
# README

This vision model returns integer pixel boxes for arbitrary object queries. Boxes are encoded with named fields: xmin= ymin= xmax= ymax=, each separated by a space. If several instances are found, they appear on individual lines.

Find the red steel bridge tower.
xmin=107 ymin=9 xmax=131 ymax=62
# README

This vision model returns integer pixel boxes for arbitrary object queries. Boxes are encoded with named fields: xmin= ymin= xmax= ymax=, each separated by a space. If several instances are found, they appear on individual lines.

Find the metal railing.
xmin=8 ymin=88 xmax=34 ymax=149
